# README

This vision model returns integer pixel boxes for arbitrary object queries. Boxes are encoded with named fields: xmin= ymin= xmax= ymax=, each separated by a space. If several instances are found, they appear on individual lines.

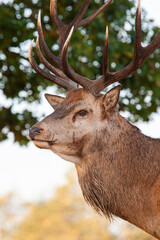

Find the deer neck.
xmin=76 ymin=113 xmax=160 ymax=237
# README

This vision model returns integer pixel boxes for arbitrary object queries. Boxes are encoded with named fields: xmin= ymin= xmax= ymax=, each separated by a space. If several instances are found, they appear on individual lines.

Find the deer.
xmin=28 ymin=0 xmax=160 ymax=238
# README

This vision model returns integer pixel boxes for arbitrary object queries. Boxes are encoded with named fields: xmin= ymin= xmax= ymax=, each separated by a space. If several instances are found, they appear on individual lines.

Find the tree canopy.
xmin=0 ymin=0 xmax=160 ymax=145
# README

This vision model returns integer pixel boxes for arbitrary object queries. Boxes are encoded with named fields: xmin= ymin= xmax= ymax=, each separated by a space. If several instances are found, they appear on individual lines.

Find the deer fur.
xmin=29 ymin=87 xmax=160 ymax=238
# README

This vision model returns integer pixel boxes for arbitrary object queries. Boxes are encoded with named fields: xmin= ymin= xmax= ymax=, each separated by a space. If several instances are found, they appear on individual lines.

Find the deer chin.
xmin=33 ymin=139 xmax=57 ymax=149
xmin=33 ymin=139 xmax=81 ymax=165
xmin=52 ymin=151 xmax=81 ymax=165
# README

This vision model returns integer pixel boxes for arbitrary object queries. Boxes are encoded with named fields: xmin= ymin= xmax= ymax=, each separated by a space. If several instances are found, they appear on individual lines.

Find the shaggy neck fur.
xmin=76 ymin=114 xmax=160 ymax=238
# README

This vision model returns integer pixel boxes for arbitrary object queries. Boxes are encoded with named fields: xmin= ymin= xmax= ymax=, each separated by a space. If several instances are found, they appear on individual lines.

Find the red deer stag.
xmin=28 ymin=0 xmax=160 ymax=238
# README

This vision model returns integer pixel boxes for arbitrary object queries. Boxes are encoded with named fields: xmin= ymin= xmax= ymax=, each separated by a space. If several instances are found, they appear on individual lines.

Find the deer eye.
xmin=73 ymin=110 xmax=88 ymax=122
xmin=77 ymin=110 xmax=88 ymax=117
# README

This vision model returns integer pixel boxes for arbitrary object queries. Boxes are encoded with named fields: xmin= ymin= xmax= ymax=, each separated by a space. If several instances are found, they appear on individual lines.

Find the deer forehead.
xmin=44 ymin=90 xmax=102 ymax=122
xmin=55 ymin=89 xmax=101 ymax=114
xmin=65 ymin=88 xmax=99 ymax=104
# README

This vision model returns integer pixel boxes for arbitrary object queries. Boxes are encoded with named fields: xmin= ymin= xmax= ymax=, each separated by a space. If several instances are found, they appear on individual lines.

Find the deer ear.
xmin=45 ymin=93 xmax=65 ymax=110
xmin=103 ymin=85 xmax=121 ymax=110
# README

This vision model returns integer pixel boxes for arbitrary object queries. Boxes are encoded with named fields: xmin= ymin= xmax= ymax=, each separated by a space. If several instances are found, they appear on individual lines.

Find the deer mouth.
xmin=33 ymin=139 xmax=57 ymax=148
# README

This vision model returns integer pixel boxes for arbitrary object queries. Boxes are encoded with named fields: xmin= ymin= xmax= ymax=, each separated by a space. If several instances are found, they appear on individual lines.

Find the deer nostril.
xmin=29 ymin=127 xmax=43 ymax=140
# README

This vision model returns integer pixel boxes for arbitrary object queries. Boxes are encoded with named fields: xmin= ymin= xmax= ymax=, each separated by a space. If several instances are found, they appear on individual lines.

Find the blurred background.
xmin=0 ymin=0 xmax=160 ymax=239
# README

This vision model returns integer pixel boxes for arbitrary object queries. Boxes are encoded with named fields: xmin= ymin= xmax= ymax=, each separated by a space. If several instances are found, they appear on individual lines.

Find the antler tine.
xmin=28 ymin=40 xmax=76 ymax=91
xmin=144 ymin=32 xmax=160 ymax=58
xmin=61 ymin=26 xmax=92 ymax=90
xmin=37 ymin=10 xmax=60 ymax=69
xmin=70 ymin=0 xmax=90 ymax=29
xmin=36 ymin=35 xmax=70 ymax=80
xmin=134 ymin=0 xmax=142 ymax=58
xmin=50 ymin=0 xmax=65 ymax=31
xmin=78 ymin=0 xmax=112 ymax=27
xmin=103 ymin=26 xmax=109 ymax=77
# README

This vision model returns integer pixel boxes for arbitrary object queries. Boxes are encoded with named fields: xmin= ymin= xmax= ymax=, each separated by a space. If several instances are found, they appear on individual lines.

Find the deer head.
xmin=29 ymin=0 xmax=160 ymax=162
xmin=28 ymin=0 xmax=160 ymax=238
xmin=29 ymin=86 xmax=121 ymax=164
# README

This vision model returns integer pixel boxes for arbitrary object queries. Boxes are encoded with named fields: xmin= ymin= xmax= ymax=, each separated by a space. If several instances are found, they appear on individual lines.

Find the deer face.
xmin=29 ymin=86 xmax=121 ymax=165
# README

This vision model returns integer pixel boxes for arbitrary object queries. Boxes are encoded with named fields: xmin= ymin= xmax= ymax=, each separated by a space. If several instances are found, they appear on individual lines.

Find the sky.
xmin=0 ymin=0 xmax=160 ymax=203
xmin=142 ymin=0 xmax=160 ymax=25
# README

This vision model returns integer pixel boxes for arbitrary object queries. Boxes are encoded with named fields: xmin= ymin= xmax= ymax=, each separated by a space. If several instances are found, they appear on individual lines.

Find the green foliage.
xmin=0 ymin=0 xmax=160 ymax=145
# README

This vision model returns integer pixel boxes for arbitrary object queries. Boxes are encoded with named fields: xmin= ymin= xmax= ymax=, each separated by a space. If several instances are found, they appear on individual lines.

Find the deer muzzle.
xmin=29 ymin=127 xmax=43 ymax=140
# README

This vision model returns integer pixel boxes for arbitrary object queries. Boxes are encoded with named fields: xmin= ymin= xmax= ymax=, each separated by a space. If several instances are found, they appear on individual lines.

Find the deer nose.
xmin=29 ymin=127 xmax=43 ymax=140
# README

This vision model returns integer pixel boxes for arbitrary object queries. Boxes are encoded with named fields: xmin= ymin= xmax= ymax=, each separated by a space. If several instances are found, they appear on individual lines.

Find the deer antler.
xmin=29 ymin=0 xmax=160 ymax=94
xmin=91 ymin=0 xmax=160 ymax=93
xmin=29 ymin=0 xmax=112 ymax=91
